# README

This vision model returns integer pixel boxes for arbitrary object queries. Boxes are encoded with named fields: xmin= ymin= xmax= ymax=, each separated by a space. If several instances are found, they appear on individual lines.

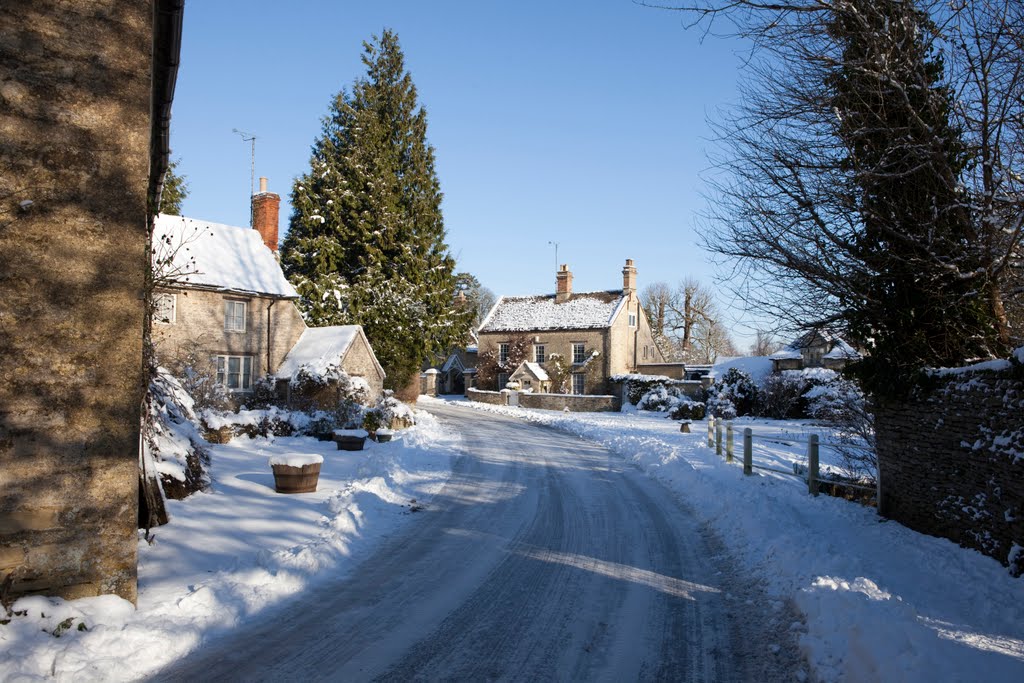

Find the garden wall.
xmin=875 ymin=355 xmax=1024 ymax=575
xmin=519 ymin=393 xmax=619 ymax=412
xmin=467 ymin=388 xmax=505 ymax=406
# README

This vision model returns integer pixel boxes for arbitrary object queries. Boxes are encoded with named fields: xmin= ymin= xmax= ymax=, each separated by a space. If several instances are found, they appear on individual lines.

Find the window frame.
xmin=153 ymin=292 xmax=176 ymax=324
xmin=215 ymin=354 xmax=253 ymax=392
xmin=498 ymin=342 xmax=510 ymax=364
xmin=571 ymin=342 xmax=586 ymax=364
xmin=497 ymin=372 xmax=509 ymax=390
xmin=628 ymin=313 xmax=637 ymax=327
xmin=224 ymin=299 xmax=247 ymax=333
xmin=534 ymin=344 xmax=546 ymax=364
xmin=571 ymin=373 xmax=585 ymax=395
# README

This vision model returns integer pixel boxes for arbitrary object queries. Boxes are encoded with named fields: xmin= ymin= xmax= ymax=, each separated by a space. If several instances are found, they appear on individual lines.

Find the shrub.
xmin=706 ymin=368 xmax=758 ymax=417
xmin=758 ymin=371 xmax=810 ymax=419
xmin=670 ymin=399 xmax=706 ymax=420
xmin=637 ymin=385 xmax=682 ymax=412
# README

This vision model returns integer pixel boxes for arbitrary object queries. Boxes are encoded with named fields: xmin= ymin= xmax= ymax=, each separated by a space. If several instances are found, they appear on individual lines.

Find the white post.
xmin=726 ymin=422 xmax=734 ymax=463
xmin=707 ymin=416 xmax=715 ymax=448
xmin=715 ymin=421 xmax=723 ymax=457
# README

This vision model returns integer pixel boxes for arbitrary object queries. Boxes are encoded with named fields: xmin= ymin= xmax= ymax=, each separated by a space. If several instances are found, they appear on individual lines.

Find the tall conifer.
xmin=282 ymin=30 xmax=470 ymax=389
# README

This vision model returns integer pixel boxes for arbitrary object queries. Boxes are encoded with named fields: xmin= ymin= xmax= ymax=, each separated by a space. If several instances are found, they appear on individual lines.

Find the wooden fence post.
xmin=715 ymin=421 xmax=723 ymax=457
xmin=808 ymin=434 xmax=820 ymax=496
xmin=707 ymin=417 xmax=715 ymax=448
xmin=743 ymin=428 xmax=752 ymax=475
xmin=726 ymin=422 xmax=734 ymax=463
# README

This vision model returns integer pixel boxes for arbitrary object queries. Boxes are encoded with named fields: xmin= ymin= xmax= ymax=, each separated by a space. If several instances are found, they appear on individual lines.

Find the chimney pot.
xmin=252 ymin=178 xmax=281 ymax=252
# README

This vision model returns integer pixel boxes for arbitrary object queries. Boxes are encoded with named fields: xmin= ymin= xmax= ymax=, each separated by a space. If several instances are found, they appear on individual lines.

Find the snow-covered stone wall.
xmin=876 ymin=356 xmax=1024 ymax=575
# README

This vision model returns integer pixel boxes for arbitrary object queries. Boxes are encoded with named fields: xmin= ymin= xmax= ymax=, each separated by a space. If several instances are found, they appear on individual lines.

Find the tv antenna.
xmin=232 ymin=128 xmax=257 ymax=226
xmin=548 ymin=241 xmax=560 ymax=272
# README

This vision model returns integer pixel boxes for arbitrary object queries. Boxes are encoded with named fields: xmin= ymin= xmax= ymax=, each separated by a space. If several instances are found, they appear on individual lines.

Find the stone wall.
xmin=519 ymin=393 xmax=620 ymax=412
xmin=152 ymin=288 xmax=306 ymax=382
xmin=467 ymin=388 xmax=505 ymax=405
xmin=876 ymin=358 xmax=1024 ymax=575
xmin=0 ymin=0 xmax=155 ymax=602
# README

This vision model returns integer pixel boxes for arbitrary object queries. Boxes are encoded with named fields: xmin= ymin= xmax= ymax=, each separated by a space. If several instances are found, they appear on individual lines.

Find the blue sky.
xmin=172 ymin=1 xmax=760 ymax=345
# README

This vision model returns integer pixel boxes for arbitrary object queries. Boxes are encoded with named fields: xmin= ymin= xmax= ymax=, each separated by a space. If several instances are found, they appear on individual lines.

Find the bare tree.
xmin=642 ymin=278 xmax=723 ymax=361
xmin=749 ymin=328 xmax=781 ymax=356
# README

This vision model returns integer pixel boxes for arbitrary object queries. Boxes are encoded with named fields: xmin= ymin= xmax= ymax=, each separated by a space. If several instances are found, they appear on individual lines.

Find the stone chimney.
xmin=252 ymin=176 xmax=280 ymax=252
xmin=555 ymin=264 xmax=573 ymax=303
xmin=622 ymin=258 xmax=637 ymax=296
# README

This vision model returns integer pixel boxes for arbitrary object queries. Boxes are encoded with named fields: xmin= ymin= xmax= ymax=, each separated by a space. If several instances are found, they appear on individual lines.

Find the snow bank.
xmin=268 ymin=453 xmax=324 ymax=467
xmin=709 ymin=355 xmax=773 ymax=383
xmin=0 ymin=411 xmax=458 ymax=681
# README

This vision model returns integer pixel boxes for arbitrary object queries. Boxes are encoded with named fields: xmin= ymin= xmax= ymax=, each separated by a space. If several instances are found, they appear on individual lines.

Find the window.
xmin=153 ymin=293 xmax=176 ymax=324
xmin=216 ymin=355 xmax=253 ymax=391
xmin=628 ymin=313 xmax=637 ymax=327
xmin=534 ymin=344 xmax=546 ymax=364
xmin=572 ymin=373 xmax=585 ymax=395
xmin=572 ymin=342 xmax=586 ymax=364
xmin=224 ymin=300 xmax=247 ymax=333
xmin=497 ymin=372 xmax=509 ymax=390
xmin=498 ymin=343 xmax=510 ymax=364
xmin=643 ymin=345 xmax=648 ymax=360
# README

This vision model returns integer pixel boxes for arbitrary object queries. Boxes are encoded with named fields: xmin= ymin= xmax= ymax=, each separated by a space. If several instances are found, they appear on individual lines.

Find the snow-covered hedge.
xmin=706 ymin=368 xmax=759 ymax=419
xmin=144 ymin=367 xmax=210 ymax=500
xmin=612 ymin=373 xmax=691 ymax=406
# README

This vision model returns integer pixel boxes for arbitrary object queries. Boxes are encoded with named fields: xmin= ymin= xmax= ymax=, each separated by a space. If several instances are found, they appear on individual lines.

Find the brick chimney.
xmin=252 ymin=176 xmax=280 ymax=252
xmin=622 ymin=258 xmax=637 ymax=296
xmin=555 ymin=264 xmax=573 ymax=303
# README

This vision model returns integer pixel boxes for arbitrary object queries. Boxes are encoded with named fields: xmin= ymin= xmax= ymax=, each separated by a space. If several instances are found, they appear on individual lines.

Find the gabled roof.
xmin=275 ymin=325 xmax=385 ymax=380
xmin=153 ymin=213 xmax=298 ymax=298
xmin=770 ymin=329 xmax=860 ymax=360
xmin=478 ymin=290 xmax=627 ymax=333
xmin=510 ymin=361 xmax=550 ymax=382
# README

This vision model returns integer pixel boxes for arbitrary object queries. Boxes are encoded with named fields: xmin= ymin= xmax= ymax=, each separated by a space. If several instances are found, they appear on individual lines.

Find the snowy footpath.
xmin=433 ymin=396 xmax=1024 ymax=683
xmin=0 ymin=412 xmax=457 ymax=682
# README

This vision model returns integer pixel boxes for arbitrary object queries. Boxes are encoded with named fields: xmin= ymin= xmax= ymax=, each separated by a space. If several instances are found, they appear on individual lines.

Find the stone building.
xmin=0 ymin=0 xmax=184 ymax=603
xmin=153 ymin=186 xmax=384 ymax=403
xmin=769 ymin=329 xmax=860 ymax=372
xmin=476 ymin=260 xmax=664 ymax=395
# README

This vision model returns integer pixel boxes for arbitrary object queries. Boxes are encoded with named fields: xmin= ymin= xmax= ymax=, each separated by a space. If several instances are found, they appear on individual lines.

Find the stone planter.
xmin=374 ymin=429 xmax=394 ymax=443
xmin=269 ymin=454 xmax=324 ymax=494
xmin=679 ymin=421 xmax=691 ymax=433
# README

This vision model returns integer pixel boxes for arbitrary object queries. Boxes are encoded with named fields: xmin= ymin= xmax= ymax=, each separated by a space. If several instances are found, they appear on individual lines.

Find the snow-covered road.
xmin=153 ymin=402 xmax=793 ymax=681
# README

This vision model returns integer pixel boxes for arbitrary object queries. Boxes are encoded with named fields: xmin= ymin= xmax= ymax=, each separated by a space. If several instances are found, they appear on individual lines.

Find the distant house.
xmin=152 ymin=179 xmax=383 ymax=401
xmin=434 ymin=330 xmax=478 ymax=395
xmin=509 ymin=361 xmax=551 ymax=393
xmin=769 ymin=329 xmax=861 ymax=372
xmin=476 ymin=260 xmax=665 ymax=395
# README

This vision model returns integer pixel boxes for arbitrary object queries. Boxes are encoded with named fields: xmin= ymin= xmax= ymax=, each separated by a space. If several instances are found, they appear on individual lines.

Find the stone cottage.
xmin=769 ymin=329 xmax=861 ymax=372
xmin=152 ymin=179 xmax=384 ymax=402
xmin=476 ymin=260 xmax=665 ymax=395
xmin=0 ymin=0 xmax=184 ymax=603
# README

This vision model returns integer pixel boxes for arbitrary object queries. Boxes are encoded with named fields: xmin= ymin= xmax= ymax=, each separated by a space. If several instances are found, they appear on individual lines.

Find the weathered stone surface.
xmin=0 ymin=0 xmax=152 ymax=603
xmin=876 ymin=363 xmax=1024 ymax=575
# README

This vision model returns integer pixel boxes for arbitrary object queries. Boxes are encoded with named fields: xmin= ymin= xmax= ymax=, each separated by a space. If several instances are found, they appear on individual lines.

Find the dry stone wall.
xmin=876 ymin=357 xmax=1024 ymax=576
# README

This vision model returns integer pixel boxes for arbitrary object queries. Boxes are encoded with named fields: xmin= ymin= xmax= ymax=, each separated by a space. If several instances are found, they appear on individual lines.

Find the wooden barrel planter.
xmin=270 ymin=454 xmax=324 ymax=494
xmin=373 ymin=428 xmax=395 ymax=443
xmin=333 ymin=429 xmax=367 ymax=451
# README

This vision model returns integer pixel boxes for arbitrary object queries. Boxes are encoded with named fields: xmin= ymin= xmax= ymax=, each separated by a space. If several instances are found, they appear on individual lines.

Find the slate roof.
xmin=478 ymin=290 xmax=627 ymax=333
xmin=769 ymin=330 xmax=861 ymax=360
xmin=153 ymin=213 xmax=298 ymax=298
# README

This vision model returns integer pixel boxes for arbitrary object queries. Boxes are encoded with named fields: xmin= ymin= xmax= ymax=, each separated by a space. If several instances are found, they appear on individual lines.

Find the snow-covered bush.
xmin=670 ymin=399 xmax=706 ymax=420
xmin=613 ymin=373 xmax=692 ymax=405
xmin=364 ymin=390 xmax=416 ymax=433
xmin=637 ymin=384 xmax=683 ymax=412
xmin=161 ymin=340 xmax=230 ymax=412
xmin=706 ymin=368 xmax=758 ymax=418
xmin=144 ymin=367 xmax=210 ymax=500
xmin=758 ymin=371 xmax=815 ymax=419
xmin=806 ymin=375 xmax=876 ymax=482
xmin=288 ymin=361 xmax=371 ymax=425
xmin=201 ymin=406 xmax=339 ymax=440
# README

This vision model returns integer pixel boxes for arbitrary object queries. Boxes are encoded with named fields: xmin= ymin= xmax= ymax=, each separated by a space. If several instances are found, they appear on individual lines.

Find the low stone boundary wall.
xmin=467 ymin=388 xmax=505 ymax=406
xmin=876 ymin=355 xmax=1023 ymax=575
xmin=520 ymin=392 xmax=619 ymax=412
xmin=467 ymin=388 xmax=619 ymax=412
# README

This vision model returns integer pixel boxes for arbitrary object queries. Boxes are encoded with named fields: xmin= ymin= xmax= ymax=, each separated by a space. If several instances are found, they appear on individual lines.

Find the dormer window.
xmin=225 ymin=300 xmax=247 ymax=333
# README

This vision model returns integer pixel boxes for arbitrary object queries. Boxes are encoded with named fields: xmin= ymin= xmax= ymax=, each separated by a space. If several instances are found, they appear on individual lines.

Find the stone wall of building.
xmin=0 ymin=0 xmax=155 ymax=602
xmin=152 ymin=288 xmax=306 ymax=382
xmin=876 ymin=358 xmax=1024 ymax=575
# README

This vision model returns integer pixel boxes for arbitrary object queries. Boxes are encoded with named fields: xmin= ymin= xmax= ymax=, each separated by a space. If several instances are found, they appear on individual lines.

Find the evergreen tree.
xmin=281 ymin=30 xmax=471 ymax=389
xmin=159 ymin=158 xmax=188 ymax=215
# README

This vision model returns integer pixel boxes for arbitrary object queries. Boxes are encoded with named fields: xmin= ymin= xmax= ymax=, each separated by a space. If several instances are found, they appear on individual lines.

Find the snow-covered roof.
xmin=769 ymin=330 xmax=861 ymax=361
xmin=478 ymin=291 xmax=626 ymax=333
xmin=153 ymin=213 xmax=298 ymax=298
xmin=511 ymin=361 xmax=550 ymax=382
xmin=275 ymin=325 xmax=384 ymax=380
xmin=441 ymin=353 xmax=465 ymax=373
